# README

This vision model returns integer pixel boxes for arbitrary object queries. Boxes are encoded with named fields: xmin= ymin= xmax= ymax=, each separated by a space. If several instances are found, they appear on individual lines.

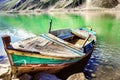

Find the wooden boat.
xmin=2 ymin=34 xmax=94 ymax=78
xmin=47 ymin=28 xmax=96 ymax=53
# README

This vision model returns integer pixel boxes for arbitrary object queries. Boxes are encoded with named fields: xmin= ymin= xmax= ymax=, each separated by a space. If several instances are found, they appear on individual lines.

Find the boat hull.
xmin=56 ymin=49 xmax=93 ymax=79
xmin=11 ymin=49 xmax=93 ymax=79
xmin=11 ymin=63 xmax=70 ymax=76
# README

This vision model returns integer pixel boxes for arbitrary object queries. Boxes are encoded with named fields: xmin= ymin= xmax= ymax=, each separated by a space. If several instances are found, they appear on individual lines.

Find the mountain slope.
xmin=0 ymin=0 xmax=119 ymax=11
xmin=0 ymin=0 xmax=83 ymax=11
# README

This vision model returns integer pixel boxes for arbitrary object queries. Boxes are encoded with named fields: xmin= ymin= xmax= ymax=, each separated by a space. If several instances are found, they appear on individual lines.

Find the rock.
xmin=0 ymin=64 xmax=10 ymax=77
xmin=91 ymin=0 xmax=118 ymax=8
xmin=91 ymin=73 xmax=96 ymax=78
xmin=19 ymin=74 xmax=32 ymax=80
xmin=34 ymin=72 xmax=61 ymax=80
xmin=67 ymin=73 xmax=85 ymax=80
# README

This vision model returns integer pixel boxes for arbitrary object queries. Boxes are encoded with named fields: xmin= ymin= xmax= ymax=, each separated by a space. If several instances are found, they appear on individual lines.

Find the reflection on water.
xmin=0 ymin=12 xmax=120 ymax=79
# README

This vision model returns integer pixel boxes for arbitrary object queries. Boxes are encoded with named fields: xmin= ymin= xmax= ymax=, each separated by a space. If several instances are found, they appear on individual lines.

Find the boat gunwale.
xmin=6 ymin=47 xmax=81 ymax=60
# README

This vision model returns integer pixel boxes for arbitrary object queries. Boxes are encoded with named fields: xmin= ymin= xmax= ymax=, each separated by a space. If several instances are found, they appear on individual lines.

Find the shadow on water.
xmin=0 ymin=12 xmax=120 ymax=79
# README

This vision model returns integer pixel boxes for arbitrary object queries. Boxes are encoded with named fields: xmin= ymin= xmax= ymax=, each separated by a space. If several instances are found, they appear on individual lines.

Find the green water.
xmin=0 ymin=12 xmax=120 ymax=69
xmin=0 ymin=13 xmax=85 ymax=35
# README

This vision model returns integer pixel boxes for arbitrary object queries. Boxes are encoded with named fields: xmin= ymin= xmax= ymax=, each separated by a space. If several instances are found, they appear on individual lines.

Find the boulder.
xmin=19 ymin=74 xmax=32 ymax=80
xmin=34 ymin=72 xmax=61 ymax=80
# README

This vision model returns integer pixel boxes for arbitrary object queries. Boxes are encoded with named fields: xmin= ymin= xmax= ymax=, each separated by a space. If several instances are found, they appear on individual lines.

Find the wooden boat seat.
xmin=58 ymin=33 xmax=74 ymax=40
xmin=72 ymin=30 xmax=89 ymax=39
xmin=50 ymin=29 xmax=74 ymax=40
xmin=72 ymin=30 xmax=96 ymax=41
xmin=75 ymin=39 xmax=90 ymax=47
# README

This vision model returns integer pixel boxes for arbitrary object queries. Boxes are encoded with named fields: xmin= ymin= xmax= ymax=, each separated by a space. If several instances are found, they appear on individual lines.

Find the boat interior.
xmin=50 ymin=29 xmax=91 ymax=48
